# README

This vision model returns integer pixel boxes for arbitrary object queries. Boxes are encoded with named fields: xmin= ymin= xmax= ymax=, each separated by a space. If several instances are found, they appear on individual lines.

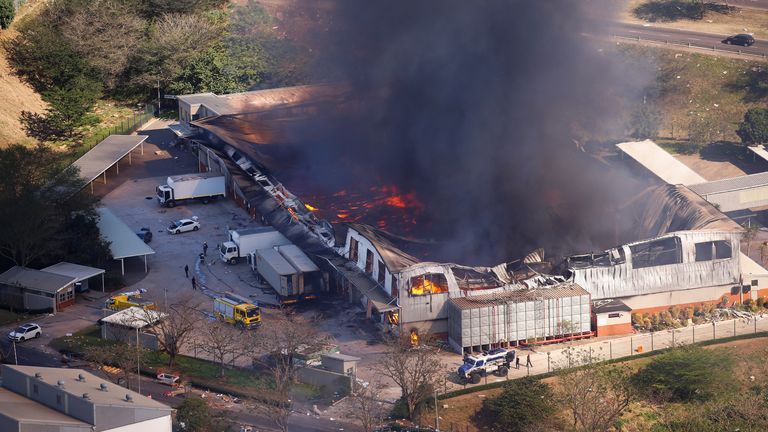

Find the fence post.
xmin=712 ymin=321 xmax=716 ymax=339
xmin=609 ymin=341 xmax=612 ymax=360
xmin=589 ymin=347 xmax=592 ymax=364
xmin=630 ymin=337 xmax=633 ymax=355
xmin=756 ymin=317 xmax=758 ymax=334
xmin=734 ymin=319 xmax=736 ymax=337
xmin=651 ymin=331 xmax=654 ymax=351
xmin=547 ymin=352 xmax=550 ymax=372
xmin=692 ymin=325 xmax=695 ymax=343
xmin=671 ymin=329 xmax=675 ymax=347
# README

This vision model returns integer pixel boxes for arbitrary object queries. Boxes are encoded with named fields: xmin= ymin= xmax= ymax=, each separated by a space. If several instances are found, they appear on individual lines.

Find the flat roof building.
xmin=0 ymin=266 xmax=77 ymax=313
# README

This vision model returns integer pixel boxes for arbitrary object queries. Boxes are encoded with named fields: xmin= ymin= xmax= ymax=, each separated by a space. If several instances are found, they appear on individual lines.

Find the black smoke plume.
xmin=283 ymin=1 xmax=653 ymax=265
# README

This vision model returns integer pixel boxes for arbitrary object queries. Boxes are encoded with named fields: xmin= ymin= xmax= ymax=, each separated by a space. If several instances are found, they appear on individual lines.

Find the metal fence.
xmin=614 ymin=34 xmax=768 ymax=60
xmin=73 ymin=106 xmax=154 ymax=161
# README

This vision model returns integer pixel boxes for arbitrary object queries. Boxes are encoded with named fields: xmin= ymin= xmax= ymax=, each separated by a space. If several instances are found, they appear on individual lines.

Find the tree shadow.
xmin=724 ymin=66 xmax=768 ymax=103
xmin=633 ymin=1 xmax=735 ymax=22
xmin=698 ymin=141 xmax=768 ymax=175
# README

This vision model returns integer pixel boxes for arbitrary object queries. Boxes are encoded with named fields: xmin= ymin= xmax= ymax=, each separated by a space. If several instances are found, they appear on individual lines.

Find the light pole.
xmin=434 ymin=388 xmax=439 ymax=432
xmin=136 ymin=327 xmax=141 ymax=395
xmin=12 ymin=340 xmax=18 ymax=365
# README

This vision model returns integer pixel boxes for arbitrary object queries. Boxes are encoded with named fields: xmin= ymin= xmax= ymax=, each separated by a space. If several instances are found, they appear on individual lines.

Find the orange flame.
xmin=409 ymin=276 xmax=448 ymax=295
xmin=304 ymin=203 xmax=319 ymax=211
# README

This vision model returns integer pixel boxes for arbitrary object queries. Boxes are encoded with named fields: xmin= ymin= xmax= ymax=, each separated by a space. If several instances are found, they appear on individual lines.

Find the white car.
xmin=8 ymin=323 xmax=42 ymax=342
xmin=167 ymin=218 xmax=200 ymax=234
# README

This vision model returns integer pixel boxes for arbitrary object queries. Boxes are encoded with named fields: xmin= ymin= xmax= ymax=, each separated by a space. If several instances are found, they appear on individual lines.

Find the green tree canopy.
xmin=632 ymin=345 xmax=734 ymax=402
xmin=175 ymin=397 xmax=212 ymax=432
xmin=0 ymin=0 xmax=14 ymax=29
xmin=481 ymin=377 xmax=556 ymax=431
xmin=737 ymin=107 xmax=768 ymax=146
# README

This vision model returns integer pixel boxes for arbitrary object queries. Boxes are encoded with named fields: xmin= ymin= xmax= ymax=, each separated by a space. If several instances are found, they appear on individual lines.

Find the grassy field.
xmin=622 ymin=0 xmax=768 ymax=37
xmin=619 ymin=44 xmax=768 ymax=143
xmin=0 ymin=31 xmax=46 ymax=147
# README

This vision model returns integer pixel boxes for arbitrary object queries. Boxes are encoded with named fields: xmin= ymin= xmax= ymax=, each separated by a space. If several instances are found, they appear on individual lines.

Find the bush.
xmin=737 ymin=108 xmax=768 ymax=146
xmin=757 ymin=297 xmax=766 ymax=309
xmin=0 ymin=0 xmax=13 ymax=30
xmin=481 ymin=378 xmax=555 ymax=431
xmin=632 ymin=345 xmax=734 ymax=402
xmin=176 ymin=397 xmax=212 ymax=432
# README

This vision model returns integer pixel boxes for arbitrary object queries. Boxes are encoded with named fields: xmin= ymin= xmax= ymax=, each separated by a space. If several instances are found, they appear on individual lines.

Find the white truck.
xmin=156 ymin=173 xmax=225 ymax=207
xmin=220 ymin=227 xmax=291 ymax=264
xmin=457 ymin=348 xmax=516 ymax=384
xmin=249 ymin=244 xmax=323 ymax=302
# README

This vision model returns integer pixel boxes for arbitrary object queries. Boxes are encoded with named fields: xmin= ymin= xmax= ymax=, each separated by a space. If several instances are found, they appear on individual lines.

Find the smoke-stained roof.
xmin=629 ymin=184 xmax=743 ymax=239
xmin=449 ymin=282 xmax=589 ymax=310
xmin=348 ymin=223 xmax=420 ymax=272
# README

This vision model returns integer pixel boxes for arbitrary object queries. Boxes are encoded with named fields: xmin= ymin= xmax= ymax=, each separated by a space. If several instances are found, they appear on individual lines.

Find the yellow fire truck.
xmin=213 ymin=293 xmax=261 ymax=329
xmin=105 ymin=289 xmax=156 ymax=311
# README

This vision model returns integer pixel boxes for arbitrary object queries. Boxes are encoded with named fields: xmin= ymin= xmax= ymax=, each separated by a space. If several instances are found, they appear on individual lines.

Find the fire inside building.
xmin=175 ymin=85 xmax=766 ymax=353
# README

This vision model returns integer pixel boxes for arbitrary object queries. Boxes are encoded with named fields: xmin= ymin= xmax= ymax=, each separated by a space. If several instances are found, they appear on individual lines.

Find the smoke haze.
xmin=282 ymin=1 xmax=654 ymax=265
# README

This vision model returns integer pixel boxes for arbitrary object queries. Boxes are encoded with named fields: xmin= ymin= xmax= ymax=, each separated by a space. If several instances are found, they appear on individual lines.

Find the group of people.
xmin=183 ymin=241 xmax=209 ymax=290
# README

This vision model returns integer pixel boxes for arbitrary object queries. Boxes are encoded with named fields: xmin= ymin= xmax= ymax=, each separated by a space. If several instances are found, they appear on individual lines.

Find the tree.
xmin=20 ymin=77 xmax=102 ymax=142
xmin=139 ymin=294 xmax=200 ymax=368
xmin=86 ymin=342 xmax=148 ymax=391
xmin=0 ymin=144 xmax=107 ymax=269
xmin=737 ymin=108 xmax=768 ymax=146
xmin=176 ymin=397 xmax=213 ymax=432
xmin=742 ymin=221 xmax=759 ymax=256
xmin=167 ymin=45 xmax=245 ymax=95
xmin=632 ymin=345 xmax=733 ymax=402
xmin=349 ymin=380 xmax=387 ymax=432
xmin=378 ymin=335 xmax=445 ymax=419
xmin=249 ymin=310 xmax=329 ymax=432
xmin=194 ymin=320 xmax=248 ymax=378
xmin=481 ymin=377 xmax=556 ymax=431
xmin=557 ymin=350 xmax=635 ymax=432
xmin=630 ymin=103 xmax=662 ymax=140
xmin=0 ymin=0 xmax=14 ymax=30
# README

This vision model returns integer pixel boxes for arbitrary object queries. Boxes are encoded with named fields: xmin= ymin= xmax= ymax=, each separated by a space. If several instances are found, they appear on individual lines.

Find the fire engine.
xmin=457 ymin=348 xmax=516 ymax=384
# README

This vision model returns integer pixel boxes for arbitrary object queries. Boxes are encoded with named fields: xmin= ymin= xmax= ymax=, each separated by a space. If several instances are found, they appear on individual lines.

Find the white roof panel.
xmin=41 ymin=262 xmax=104 ymax=282
xmin=277 ymin=244 xmax=319 ymax=273
xmin=257 ymin=248 xmax=297 ymax=275
xmin=101 ymin=306 xmax=166 ymax=329
xmin=740 ymin=252 xmax=768 ymax=277
xmin=617 ymin=140 xmax=706 ymax=186
xmin=72 ymin=135 xmax=148 ymax=187
xmin=96 ymin=207 xmax=155 ymax=259
xmin=748 ymin=145 xmax=768 ymax=164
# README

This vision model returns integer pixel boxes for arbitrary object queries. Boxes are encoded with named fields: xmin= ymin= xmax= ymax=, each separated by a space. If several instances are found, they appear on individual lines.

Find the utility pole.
xmin=156 ymin=79 xmax=161 ymax=116
xmin=12 ymin=340 xmax=18 ymax=365
xmin=136 ymin=327 xmax=141 ymax=395
xmin=434 ymin=388 xmax=439 ymax=432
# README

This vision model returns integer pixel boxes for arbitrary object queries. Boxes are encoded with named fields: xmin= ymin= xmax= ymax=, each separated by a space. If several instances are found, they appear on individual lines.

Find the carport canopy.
xmin=72 ymin=135 xmax=148 ymax=193
xmin=96 ymin=207 xmax=155 ymax=275
xmin=41 ymin=262 xmax=106 ymax=293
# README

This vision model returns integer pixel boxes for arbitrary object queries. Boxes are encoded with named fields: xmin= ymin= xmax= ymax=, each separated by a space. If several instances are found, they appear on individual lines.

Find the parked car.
xmin=724 ymin=34 xmax=755 ymax=46
xmin=157 ymin=372 xmax=180 ymax=386
xmin=8 ymin=323 xmax=42 ymax=342
xmin=136 ymin=227 xmax=152 ymax=243
xmin=167 ymin=218 xmax=200 ymax=234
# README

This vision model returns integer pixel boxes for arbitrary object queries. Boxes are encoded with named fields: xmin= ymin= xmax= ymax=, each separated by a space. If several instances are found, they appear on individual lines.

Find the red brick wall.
xmin=630 ymin=291 xmax=740 ymax=316
xmin=597 ymin=322 xmax=633 ymax=337
xmin=57 ymin=298 xmax=75 ymax=311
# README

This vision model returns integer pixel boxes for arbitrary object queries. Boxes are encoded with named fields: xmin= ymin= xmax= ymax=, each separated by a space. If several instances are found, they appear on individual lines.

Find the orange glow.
xmin=304 ymin=203 xmax=319 ymax=211
xmin=287 ymin=208 xmax=299 ymax=221
xmin=410 ymin=329 xmax=419 ymax=346
xmin=385 ymin=196 xmax=407 ymax=208
xmin=337 ymin=213 xmax=349 ymax=219
xmin=409 ymin=275 xmax=449 ymax=295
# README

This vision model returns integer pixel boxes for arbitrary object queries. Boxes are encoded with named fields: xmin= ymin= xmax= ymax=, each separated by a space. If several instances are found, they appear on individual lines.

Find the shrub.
xmin=481 ymin=378 xmax=555 ymax=431
xmin=719 ymin=296 xmax=730 ymax=308
xmin=684 ymin=307 xmax=694 ymax=321
xmin=175 ymin=397 xmax=212 ymax=432
xmin=694 ymin=305 xmax=703 ymax=316
xmin=757 ymin=297 xmax=766 ymax=309
xmin=632 ymin=313 xmax=643 ymax=326
xmin=632 ymin=345 xmax=734 ymax=402
xmin=0 ymin=0 xmax=13 ymax=30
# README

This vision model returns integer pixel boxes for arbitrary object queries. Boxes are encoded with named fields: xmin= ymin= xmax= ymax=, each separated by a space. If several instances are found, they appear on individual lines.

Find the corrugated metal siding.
xmin=448 ymin=291 xmax=591 ymax=350
xmin=573 ymin=231 xmax=740 ymax=300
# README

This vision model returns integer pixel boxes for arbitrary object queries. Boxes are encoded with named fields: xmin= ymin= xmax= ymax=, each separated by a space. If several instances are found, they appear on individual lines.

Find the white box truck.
xmin=275 ymin=245 xmax=323 ymax=298
xmin=220 ymin=227 xmax=291 ymax=264
xmin=156 ymin=173 xmax=225 ymax=207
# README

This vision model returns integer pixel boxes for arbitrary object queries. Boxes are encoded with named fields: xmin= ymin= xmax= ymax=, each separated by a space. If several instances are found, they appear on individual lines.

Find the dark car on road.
xmin=136 ymin=227 xmax=152 ymax=243
xmin=724 ymin=34 xmax=755 ymax=46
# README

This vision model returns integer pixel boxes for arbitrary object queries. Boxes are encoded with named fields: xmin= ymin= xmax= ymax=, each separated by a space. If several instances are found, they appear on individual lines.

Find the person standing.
xmin=184 ymin=264 xmax=189 ymax=278
xmin=515 ymin=356 xmax=520 ymax=369
xmin=191 ymin=276 xmax=197 ymax=290
xmin=202 ymin=242 xmax=208 ymax=256
xmin=526 ymin=354 xmax=533 ymax=367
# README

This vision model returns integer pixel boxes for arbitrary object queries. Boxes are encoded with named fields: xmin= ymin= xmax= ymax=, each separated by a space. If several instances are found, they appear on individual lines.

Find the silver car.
xmin=167 ymin=218 xmax=200 ymax=234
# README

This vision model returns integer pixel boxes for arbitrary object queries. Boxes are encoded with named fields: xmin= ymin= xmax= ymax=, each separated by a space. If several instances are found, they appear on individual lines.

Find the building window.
xmin=695 ymin=240 xmax=732 ymax=262
xmin=630 ymin=237 xmax=682 ymax=269
xmin=349 ymin=237 xmax=359 ymax=263
xmin=752 ymin=279 xmax=759 ymax=287
xmin=391 ymin=275 xmax=399 ymax=298
xmin=365 ymin=249 xmax=374 ymax=274
xmin=409 ymin=273 xmax=449 ymax=296
xmin=608 ymin=313 xmax=621 ymax=318
xmin=377 ymin=261 xmax=386 ymax=285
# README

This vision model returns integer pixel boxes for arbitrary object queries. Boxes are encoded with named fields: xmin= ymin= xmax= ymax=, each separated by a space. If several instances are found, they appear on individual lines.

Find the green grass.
xmin=48 ymin=325 xmax=111 ymax=352
xmin=0 ymin=309 xmax=31 ymax=326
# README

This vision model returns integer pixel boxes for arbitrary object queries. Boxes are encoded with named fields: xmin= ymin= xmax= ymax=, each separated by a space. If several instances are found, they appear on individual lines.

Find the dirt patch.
xmin=0 ymin=30 xmax=46 ymax=147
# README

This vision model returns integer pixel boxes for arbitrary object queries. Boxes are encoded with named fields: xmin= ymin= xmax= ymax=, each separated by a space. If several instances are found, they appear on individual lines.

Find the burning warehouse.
xmin=174 ymin=84 xmax=764 ymax=354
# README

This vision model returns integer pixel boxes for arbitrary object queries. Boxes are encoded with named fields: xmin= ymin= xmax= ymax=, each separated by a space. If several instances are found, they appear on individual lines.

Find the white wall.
xmin=345 ymin=228 xmax=398 ymax=298
xmin=103 ymin=415 xmax=171 ymax=432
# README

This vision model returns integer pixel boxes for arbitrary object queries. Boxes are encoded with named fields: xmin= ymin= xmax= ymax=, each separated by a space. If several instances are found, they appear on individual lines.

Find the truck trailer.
xmin=213 ymin=293 xmax=260 ymax=329
xmin=156 ymin=172 xmax=225 ymax=207
xmin=220 ymin=227 xmax=291 ymax=264
xmin=250 ymin=245 xmax=324 ymax=302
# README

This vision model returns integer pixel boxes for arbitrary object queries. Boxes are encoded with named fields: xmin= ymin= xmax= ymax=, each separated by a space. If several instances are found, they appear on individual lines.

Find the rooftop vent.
xmin=77 ymin=374 xmax=86 ymax=382
xmin=34 ymin=373 xmax=42 ymax=379
xmin=124 ymin=394 xmax=133 ymax=402
xmin=57 ymin=380 xmax=65 ymax=388
xmin=82 ymin=393 xmax=90 ymax=400
xmin=99 ymin=383 xmax=108 ymax=392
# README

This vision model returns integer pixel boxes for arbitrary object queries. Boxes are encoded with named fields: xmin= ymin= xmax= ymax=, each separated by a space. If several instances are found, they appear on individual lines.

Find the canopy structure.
xmin=617 ymin=140 xmax=706 ymax=186
xmin=72 ymin=135 xmax=148 ymax=193
xmin=41 ymin=262 xmax=106 ymax=293
xmin=101 ymin=306 xmax=166 ymax=329
xmin=748 ymin=145 xmax=768 ymax=164
xmin=96 ymin=207 xmax=155 ymax=274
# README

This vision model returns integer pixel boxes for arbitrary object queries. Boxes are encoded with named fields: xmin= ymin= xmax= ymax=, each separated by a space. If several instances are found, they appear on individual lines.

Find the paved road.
xmin=726 ymin=0 xmax=768 ymax=10
xmin=608 ymin=21 xmax=768 ymax=58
